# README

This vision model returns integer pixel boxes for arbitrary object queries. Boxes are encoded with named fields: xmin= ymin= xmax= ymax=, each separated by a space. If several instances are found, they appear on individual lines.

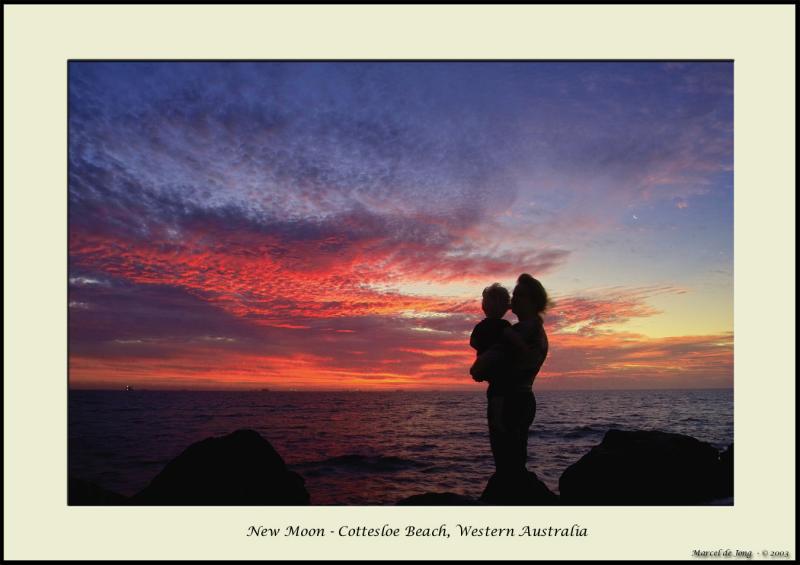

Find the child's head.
xmin=481 ymin=283 xmax=511 ymax=319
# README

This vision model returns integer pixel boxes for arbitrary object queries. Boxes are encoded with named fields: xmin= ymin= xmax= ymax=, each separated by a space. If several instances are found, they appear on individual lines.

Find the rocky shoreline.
xmin=69 ymin=428 xmax=733 ymax=506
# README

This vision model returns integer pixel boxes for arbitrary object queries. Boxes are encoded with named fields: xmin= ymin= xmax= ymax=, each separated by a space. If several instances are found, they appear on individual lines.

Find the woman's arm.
xmin=470 ymin=344 xmax=512 ymax=382
xmin=502 ymin=326 xmax=529 ymax=352
xmin=486 ymin=323 xmax=548 ymax=382
xmin=470 ymin=324 xmax=547 ymax=382
xmin=513 ymin=325 xmax=548 ymax=379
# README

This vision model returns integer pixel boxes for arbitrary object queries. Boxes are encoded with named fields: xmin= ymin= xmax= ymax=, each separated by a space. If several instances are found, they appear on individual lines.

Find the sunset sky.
xmin=68 ymin=61 xmax=733 ymax=390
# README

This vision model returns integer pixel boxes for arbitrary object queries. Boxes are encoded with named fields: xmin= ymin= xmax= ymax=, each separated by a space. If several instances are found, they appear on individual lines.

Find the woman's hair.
xmin=515 ymin=273 xmax=550 ymax=314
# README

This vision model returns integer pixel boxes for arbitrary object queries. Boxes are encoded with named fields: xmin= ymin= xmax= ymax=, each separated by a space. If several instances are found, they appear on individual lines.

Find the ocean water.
xmin=68 ymin=389 xmax=733 ymax=505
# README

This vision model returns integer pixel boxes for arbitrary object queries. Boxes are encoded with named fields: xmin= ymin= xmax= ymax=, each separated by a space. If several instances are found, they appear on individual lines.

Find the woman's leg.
xmin=499 ymin=391 xmax=535 ymax=474
xmin=514 ymin=392 xmax=536 ymax=472
xmin=487 ymin=395 xmax=509 ymax=473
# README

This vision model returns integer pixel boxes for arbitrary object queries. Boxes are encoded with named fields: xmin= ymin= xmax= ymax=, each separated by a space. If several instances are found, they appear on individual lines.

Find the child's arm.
xmin=469 ymin=325 xmax=482 ymax=352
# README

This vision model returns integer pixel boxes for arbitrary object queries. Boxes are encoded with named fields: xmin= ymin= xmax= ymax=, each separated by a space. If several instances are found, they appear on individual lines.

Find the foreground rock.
xmin=396 ymin=492 xmax=477 ymax=505
xmin=480 ymin=471 xmax=559 ymax=505
xmin=132 ymin=429 xmax=310 ymax=505
xmin=559 ymin=429 xmax=733 ymax=505
xmin=717 ymin=444 xmax=734 ymax=499
xmin=69 ymin=478 xmax=129 ymax=505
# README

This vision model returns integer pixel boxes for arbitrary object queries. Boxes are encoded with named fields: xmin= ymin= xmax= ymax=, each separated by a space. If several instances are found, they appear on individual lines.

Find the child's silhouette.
xmin=469 ymin=283 xmax=512 ymax=380
xmin=469 ymin=283 xmax=533 ymax=384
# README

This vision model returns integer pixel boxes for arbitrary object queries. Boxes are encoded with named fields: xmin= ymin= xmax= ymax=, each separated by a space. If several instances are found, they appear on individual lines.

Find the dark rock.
xmin=559 ymin=429 xmax=728 ymax=505
xmin=396 ymin=492 xmax=477 ymax=505
xmin=131 ymin=429 xmax=310 ymax=505
xmin=69 ymin=478 xmax=128 ymax=505
xmin=479 ymin=470 xmax=559 ymax=505
xmin=716 ymin=444 xmax=733 ymax=499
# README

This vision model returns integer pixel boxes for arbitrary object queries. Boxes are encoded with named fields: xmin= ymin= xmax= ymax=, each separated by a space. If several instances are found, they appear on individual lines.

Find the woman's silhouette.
xmin=471 ymin=273 xmax=549 ymax=477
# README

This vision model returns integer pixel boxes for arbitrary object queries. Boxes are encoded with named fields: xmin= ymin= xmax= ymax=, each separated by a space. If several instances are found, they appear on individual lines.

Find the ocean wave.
xmin=563 ymin=425 xmax=604 ymax=439
xmin=407 ymin=443 xmax=437 ymax=452
xmin=529 ymin=428 xmax=557 ymax=437
xmin=134 ymin=459 xmax=169 ymax=467
xmin=295 ymin=454 xmax=427 ymax=474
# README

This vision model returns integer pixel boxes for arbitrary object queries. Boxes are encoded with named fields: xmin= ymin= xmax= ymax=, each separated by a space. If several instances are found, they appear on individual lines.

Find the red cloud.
xmin=69 ymin=281 xmax=732 ymax=391
xmin=70 ymin=217 xmax=729 ymax=391
xmin=70 ymin=212 xmax=565 ymax=328
xmin=545 ymin=285 xmax=687 ymax=334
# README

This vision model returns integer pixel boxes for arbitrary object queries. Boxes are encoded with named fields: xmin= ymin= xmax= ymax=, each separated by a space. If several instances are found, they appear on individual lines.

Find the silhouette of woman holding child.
xmin=470 ymin=273 xmax=549 ymax=479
